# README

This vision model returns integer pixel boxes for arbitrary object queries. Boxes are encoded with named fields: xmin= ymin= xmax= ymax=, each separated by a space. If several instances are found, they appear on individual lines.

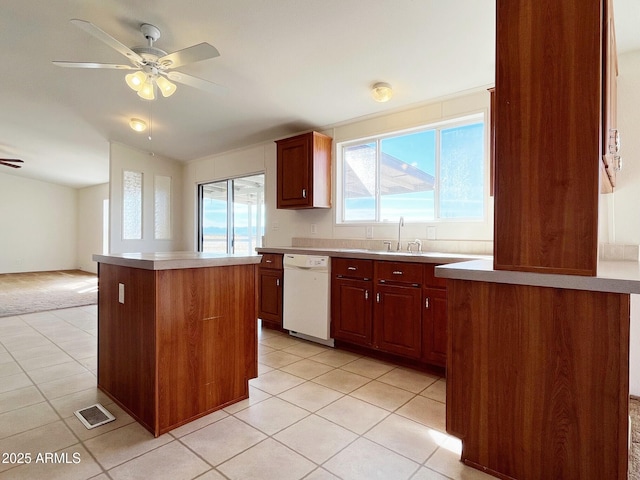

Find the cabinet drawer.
xmin=260 ymin=253 xmax=283 ymax=270
xmin=375 ymin=261 xmax=422 ymax=285
xmin=423 ymin=263 xmax=447 ymax=289
xmin=332 ymin=258 xmax=373 ymax=279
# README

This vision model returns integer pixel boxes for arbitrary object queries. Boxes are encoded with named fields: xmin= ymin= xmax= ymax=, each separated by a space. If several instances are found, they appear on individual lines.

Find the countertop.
xmin=436 ymin=258 xmax=640 ymax=294
xmin=256 ymin=246 xmax=490 ymax=264
xmin=93 ymin=252 xmax=262 ymax=271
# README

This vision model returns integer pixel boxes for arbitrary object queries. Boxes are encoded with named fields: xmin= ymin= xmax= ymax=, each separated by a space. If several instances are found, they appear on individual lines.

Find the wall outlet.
xmin=118 ymin=283 xmax=125 ymax=304
xmin=366 ymin=226 xmax=373 ymax=239
xmin=272 ymin=222 xmax=280 ymax=231
xmin=427 ymin=226 xmax=436 ymax=240
xmin=311 ymin=224 xmax=318 ymax=235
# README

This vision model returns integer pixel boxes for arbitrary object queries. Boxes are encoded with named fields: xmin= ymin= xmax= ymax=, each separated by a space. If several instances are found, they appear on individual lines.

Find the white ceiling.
xmin=1 ymin=0 xmax=638 ymax=188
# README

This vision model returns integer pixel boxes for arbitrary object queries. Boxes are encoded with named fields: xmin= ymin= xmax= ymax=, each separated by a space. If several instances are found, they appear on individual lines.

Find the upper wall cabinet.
xmin=276 ymin=131 xmax=332 ymax=209
xmin=494 ymin=0 xmax=613 ymax=276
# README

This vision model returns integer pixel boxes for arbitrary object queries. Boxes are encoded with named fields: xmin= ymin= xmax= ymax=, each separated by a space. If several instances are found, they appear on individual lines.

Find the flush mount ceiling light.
xmin=371 ymin=82 xmax=393 ymax=102
xmin=129 ymin=118 xmax=147 ymax=132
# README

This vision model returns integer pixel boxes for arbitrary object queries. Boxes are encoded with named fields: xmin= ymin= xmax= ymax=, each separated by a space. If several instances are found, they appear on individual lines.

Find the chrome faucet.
xmin=407 ymin=238 xmax=422 ymax=253
xmin=396 ymin=216 xmax=404 ymax=251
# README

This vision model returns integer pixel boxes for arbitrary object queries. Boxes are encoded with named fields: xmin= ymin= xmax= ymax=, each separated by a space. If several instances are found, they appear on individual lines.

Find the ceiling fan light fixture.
xmin=125 ymin=71 xmax=147 ymax=92
xmin=371 ymin=82 xmax=393 ymax=102
xmin=129 ymin=118 xmax=147 ymax=132
xmin=137 ymin=79 xmax=156 ymax=100
xmin=155 ymin=75 xmax=177 ymax=97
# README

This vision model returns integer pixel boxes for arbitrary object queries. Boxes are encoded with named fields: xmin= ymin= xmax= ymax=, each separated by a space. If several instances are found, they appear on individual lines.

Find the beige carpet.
xmin=632 ymin=396 xmax=640 ymax=479
xmin=0 ymin=270 xmax=97 ymax=317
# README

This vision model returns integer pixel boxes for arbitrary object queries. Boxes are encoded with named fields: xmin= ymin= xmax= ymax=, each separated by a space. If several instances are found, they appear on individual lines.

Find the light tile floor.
xmin=0 ymin=306 xmax=493 ymax=480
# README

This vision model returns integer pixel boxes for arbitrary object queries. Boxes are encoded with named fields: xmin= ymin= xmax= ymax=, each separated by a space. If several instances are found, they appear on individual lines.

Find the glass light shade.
xmin=371 ymin=82 xmax=393 ymax=102
xmin=129 ymin=118 xmax=147 ymax=132
xmin=137 ymin=80 xmax=156 ymax=100
xmin=125 ymin=71 xmax=147 ymax=91
xmin=155 ymin=76 xmax=177 ymax=97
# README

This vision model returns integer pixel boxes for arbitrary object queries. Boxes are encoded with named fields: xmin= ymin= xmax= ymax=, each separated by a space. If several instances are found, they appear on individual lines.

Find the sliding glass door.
xmin=198 ymin=174 xmax=264 ymax=255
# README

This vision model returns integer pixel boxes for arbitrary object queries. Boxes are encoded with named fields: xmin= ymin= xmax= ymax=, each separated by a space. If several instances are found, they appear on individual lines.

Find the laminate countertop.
xmin=93 ymin=252 xmax=262 ymax=271
xmin=436 ymin=258 xmax=640 ymax=294
xmin=256 ymin=246 xmax=490 ymax=264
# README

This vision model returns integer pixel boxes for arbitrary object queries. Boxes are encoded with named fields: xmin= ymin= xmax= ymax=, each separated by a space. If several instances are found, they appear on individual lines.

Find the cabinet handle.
xmin=425 ymin=297 xmax=430 ymax=309
xmin=348 ymin=266 xmax=357 ymax=271
xmin=276 ymin=279 xmax=280 ymax=287
xmin=266 ymin=259 xmax=273 ymax=263
xmin=302 ymin=188 xmax=307 ymax=198
xmin=376 ymin=292 xmax=380 ymax=303
xmin=392 ymin=271 xmax=403 ymax=275
xmin=365 ymin=290 xmax=369 ymax=300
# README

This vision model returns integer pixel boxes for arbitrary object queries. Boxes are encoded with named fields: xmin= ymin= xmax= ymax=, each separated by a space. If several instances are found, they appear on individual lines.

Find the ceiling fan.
xmin=0 ymin=158 xmax=23 ymax=169
xmin=53 ymin=19 xmax=225 ymax=99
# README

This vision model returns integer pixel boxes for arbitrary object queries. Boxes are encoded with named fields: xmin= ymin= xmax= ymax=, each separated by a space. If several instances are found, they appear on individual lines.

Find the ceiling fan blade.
xmin=52 ymin=61 xmax=136 ymax=70
xmin=158 ymin=43 xmax=220 ymax=69
xmin=166 ymin=71 xmax=227 ymax=95
xmin=70 ymin=19 xmax=143 ymax=65
xmin=0 ymin=159 xmax=23 ymax=169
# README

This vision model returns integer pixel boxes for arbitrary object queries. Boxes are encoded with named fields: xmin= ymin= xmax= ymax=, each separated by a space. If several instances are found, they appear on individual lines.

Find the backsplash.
xmin=291 ymin=237 xmax=493 ymax=255
xmin=600 ymin=243 xmax=640 ymax=261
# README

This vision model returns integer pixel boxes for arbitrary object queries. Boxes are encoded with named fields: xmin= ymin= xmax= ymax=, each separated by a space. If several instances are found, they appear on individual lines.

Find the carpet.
xmin=0 ymin=270 xmax=97 ymax=317
xmin=632 ymin=396 xmax=640 ymax=479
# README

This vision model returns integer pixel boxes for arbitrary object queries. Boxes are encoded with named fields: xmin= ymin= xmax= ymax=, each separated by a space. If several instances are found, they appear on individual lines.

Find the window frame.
xmin=335 ymin=113 xmax=486 ymax=225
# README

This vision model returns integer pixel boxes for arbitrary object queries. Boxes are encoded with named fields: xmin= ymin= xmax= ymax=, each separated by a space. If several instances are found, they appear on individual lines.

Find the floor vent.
xmin=74 ymin=404 xmax=115 ymax=430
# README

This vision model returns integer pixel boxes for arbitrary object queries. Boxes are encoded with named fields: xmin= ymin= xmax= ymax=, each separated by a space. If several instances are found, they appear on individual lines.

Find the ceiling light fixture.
xmin=371 ymin=82 xmax=393 ymax=102
xmin=129 ymin=118 xmax=147 ymax=132
xmin=125 ymin=66 xmax=176 ymax=100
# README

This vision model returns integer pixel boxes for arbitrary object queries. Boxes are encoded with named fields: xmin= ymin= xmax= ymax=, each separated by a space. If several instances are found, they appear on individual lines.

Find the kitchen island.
xmin=92 ymin=252 xmax=261 ymax=437
xmin=437 ymin=259 xmax=640 ymax=480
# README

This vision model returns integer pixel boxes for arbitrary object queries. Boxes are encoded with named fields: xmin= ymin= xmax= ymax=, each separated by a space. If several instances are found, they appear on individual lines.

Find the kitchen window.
xmin=337 ymin=114 xmax=485 ymax=223
xmin=197 ymin=174 xmax=265 ymax=255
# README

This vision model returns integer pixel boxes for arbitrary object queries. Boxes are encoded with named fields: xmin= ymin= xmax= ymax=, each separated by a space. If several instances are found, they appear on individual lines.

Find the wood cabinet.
xmin=97 ymin=262 xmax=257 ymax=437
xmin=422 ymin=264 xmax=447 ymax=367
xmin=373 ymin=261 xmax=423 ymax=359
xmin=493 ymin=0 xmax=612 ymax=276
xmin=602 ymin=0 xmax=619 ymax=192
xmin=276 ymin=131 xmax=332 ymax=209
xmin=331 ymin=258 xmax=373 ymax=346
xmin=257 ymin=253 xmax=283 ymax=329
xmin=446 ymin=279 xmax=629 ymax=480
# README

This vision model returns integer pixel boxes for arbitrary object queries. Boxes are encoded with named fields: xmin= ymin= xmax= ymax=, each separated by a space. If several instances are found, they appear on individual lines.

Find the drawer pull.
xmin=348 ymin=266 xmax=357 ymax=271
xmin=392 ymin=271 xmax=403 ymax=275
xmin=266 ymin=259 xmax=273 ymax=263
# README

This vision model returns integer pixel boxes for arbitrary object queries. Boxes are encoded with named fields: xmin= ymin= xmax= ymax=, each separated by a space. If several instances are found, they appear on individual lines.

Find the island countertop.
xmin=436 ymin=258 xmax=640 ymax=294
xmin=93 ymin=251 xmax=262 ymax=270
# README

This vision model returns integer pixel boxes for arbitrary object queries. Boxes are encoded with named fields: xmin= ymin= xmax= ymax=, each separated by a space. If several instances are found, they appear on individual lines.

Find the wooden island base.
xmin=95 ymin=256 xmax=259 ymax=437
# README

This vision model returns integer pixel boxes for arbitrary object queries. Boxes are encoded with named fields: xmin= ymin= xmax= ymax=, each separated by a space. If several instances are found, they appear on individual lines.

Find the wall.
xmin=77 ymin=183 xmax=109 ymax=273
xmin=183 ymin=89 xmax=493 ymax=253
xmin=110 ymin=142 xmax=184 ymax=254
xmin=0 ymin=171 xmax=77 ymax=273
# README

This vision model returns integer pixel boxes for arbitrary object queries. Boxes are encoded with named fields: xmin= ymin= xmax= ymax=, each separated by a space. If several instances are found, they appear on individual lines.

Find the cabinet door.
xmin=258 ymin=269 xmax=282 ymax=326
xmin=277 ymin=136 xmax=311 ymax=208
xmin=331 ymin=278 xmax=372 ymax=346
xmin=422 ymin=287 xmax=447 ymax=367
xmin=373 ymin=284 xmax=422 ymax=359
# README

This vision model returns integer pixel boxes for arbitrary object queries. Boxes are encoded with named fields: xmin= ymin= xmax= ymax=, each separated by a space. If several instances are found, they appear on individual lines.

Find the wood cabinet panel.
xmin=257 ymin=269 xmax=282 ymax=326
xmin=493 ymin=0 xmax=602 ymax=276
xmin=422 ymin=287 xmax=447 ymax=367
xmin=332 ymin=257 xmax=373 ymax=279
xmin=376 ymin=261 xmax=422 ymax=285
xmin=446 ymin=279 xmax=629 ymax=480
xmin=373 ymin=284 xmax=422 ymax=359
xmin=331 ymin=278 xmax=372 ymax=346
xmin=276 ymin=131 xmax=332 ymax=209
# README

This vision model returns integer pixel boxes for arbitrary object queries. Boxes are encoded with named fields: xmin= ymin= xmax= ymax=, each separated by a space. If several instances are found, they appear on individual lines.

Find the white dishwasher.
xmin=283 ymin=254 xmax=333 ymax=347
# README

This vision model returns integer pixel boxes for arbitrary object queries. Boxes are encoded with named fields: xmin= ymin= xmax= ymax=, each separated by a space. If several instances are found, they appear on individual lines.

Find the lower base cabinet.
xmin=257 ymin=254 xmax=283 ymax=329
xmin=331 ymin=258 xmax=448 ymax=368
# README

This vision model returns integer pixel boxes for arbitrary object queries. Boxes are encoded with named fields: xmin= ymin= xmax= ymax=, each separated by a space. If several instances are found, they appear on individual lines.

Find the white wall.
xmin=183 ymin=89 xmax=493 ymax=252
xmin=0 ymin=171 xmax=77 ymax=273
xmin=77 ymin=183 xmax=109 ymax=273
xmin=110 ymin=142 xmax=184 ymax=254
